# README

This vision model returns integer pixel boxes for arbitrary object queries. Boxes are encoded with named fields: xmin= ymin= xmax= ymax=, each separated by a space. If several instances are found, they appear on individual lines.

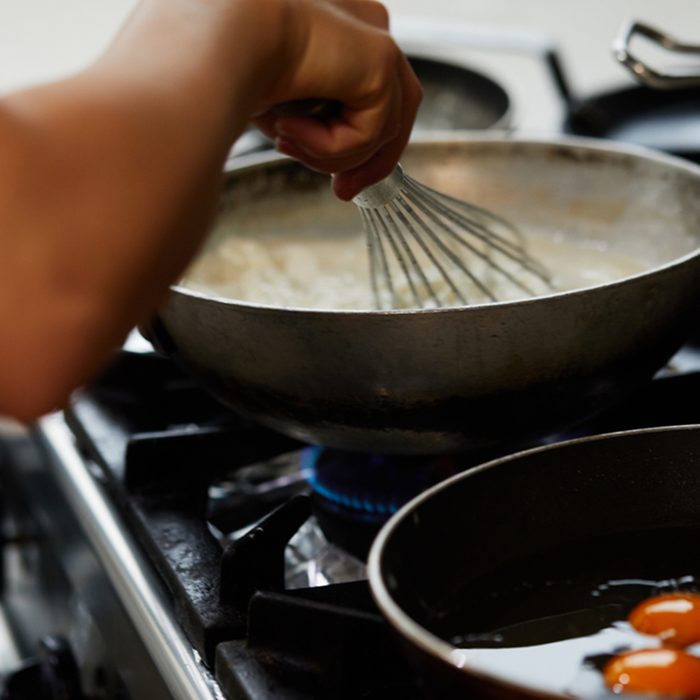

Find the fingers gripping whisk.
xmin=352 ymin=164 xmax=554 ymax=310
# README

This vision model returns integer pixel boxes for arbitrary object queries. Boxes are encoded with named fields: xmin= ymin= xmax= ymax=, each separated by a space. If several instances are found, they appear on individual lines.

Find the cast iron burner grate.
xmin=63 ymin=350 xmax=426 ymax=699
xmin=61 ymin=344 xmax=700 ymax=699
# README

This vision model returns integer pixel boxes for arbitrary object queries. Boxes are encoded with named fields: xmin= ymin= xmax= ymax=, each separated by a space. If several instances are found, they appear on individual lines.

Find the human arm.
xmin=0 ymin=0 xmax=421 ymax=422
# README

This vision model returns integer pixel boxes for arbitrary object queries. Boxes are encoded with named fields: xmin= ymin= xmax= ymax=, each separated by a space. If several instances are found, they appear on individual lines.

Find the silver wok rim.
xmin=172 ymin=134 xmax=700 ymax=317
xmin=366 ymin=424 xmax=700 ymax=699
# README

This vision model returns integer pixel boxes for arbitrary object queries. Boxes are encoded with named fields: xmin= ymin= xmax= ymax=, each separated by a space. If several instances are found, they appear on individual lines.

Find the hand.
xmin=0 ymin=0 xmax=421 ymax=421
xmin=252 ymin=0 xmax=422 ymax=200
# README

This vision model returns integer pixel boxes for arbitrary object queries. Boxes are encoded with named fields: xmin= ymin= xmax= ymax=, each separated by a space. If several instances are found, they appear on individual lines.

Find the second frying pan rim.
xmin=366 ymin=423 xmax=700 ymax=699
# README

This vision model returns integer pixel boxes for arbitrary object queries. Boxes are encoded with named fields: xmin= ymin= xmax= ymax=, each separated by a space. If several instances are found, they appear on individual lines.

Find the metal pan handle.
xmin=613 ymin=20 xmax=700 ymax=89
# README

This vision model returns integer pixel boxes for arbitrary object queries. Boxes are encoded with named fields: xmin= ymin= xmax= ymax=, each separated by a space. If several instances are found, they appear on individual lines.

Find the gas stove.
xmin=0 ymin=348 xmax=437 ymax=699
xmin=1 ymin=339 xmax=700 ymax=700
xmin=3 ymin=22 xmax=700 ymax=699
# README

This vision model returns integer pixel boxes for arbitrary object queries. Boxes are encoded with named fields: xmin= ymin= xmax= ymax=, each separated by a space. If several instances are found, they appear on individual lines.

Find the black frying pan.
xmin=368 ymin=425 xmax=700 ymax=699
xmin=563 ymin=21 xmax=700 ymax=163
xmin=408 ymin=55 xmax=510 ymax=133
xmin=565 ymin=84 xmax=700 ymax=163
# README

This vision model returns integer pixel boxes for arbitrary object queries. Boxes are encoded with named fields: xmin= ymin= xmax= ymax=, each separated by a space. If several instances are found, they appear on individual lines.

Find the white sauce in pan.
xmin=180 ymin=219 xmax=648 ymax=310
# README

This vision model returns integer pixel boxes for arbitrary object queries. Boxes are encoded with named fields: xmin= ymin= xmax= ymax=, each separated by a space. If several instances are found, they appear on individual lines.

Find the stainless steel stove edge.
xmin=8 ymin=413 xmax=223 ymax=700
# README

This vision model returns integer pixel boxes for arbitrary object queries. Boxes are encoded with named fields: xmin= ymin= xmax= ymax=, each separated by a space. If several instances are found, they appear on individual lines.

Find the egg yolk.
xmin=629 ymin=592 xmax=700 ymax=646
xmin=604 ymin=649 xmax=700 ymax=696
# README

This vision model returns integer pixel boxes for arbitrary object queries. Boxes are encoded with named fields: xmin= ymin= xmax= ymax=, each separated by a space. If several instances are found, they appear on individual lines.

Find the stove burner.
xmin=16 ymin=343 xmax=700 ymax=699
xmin=306 ymin=446 xmax=462 ymax=521
xmin=305 ymin=445 xmax=464 ymax=558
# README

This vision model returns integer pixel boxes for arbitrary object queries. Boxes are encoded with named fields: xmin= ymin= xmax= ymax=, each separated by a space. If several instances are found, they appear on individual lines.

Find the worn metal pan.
xmin=153 ymin=136 xmax=700 ymax=455
xmin=368 ymin=424 xmax=700 ymax=698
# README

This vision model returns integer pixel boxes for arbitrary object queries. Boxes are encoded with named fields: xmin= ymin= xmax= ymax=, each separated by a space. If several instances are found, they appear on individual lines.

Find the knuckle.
xmin=402 ymin=59 xmax=424 ymax=104
xmin=365 ymin=38 xmax=401 ymax=97
xmin=412 ymin=73 xmax=424 ymax=103
xmin=341 ymin=0 xmax=390 ymax=29
xmin=410 ymin=79 xmax=424 ymax=115
xmin=366 ymin=1 xmax=390 ymax=28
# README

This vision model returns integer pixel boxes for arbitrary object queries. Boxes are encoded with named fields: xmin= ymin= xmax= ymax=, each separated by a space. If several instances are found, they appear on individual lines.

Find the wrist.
xmin=228 ymin=0 xmax=307 ymax=113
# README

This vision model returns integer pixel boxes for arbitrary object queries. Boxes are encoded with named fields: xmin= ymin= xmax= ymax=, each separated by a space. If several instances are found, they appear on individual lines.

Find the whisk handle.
xmin=352 ymin=164 xmax=405 ymax=208
xmin=273 ymin=99 xmax=342 ymax=120
xmin=274 ymin=101 xmax=405 ymax=208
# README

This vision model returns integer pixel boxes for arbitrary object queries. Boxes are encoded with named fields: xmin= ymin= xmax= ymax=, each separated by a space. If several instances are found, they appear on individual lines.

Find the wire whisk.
xmin=353 ymin=164 xmax=554 ymax=310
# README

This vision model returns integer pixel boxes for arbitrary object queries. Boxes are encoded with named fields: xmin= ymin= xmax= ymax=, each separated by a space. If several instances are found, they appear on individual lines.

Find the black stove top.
xmin=63 ymin=350 xmax=426 ymax=699
xmin=48 ymin=341 xmax=700 ymax=700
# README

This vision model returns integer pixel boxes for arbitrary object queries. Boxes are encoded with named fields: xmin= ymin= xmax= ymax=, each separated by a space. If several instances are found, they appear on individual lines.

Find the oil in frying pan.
xmin=435 ymin=525 xmax=700 ymax=697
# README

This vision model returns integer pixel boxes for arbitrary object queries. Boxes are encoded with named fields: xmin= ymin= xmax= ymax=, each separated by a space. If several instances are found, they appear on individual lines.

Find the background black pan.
xmin=564 ymin=83 xmax=700 ymax=163
xmin=408 ymin=55 xmax=511 ymax=133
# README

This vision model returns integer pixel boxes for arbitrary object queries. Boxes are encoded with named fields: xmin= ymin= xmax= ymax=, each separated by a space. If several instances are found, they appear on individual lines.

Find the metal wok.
xmin=367 ymin=424 xmax=700 ymax=698
xmin=155 ymin=136 xmax=700 ymax=454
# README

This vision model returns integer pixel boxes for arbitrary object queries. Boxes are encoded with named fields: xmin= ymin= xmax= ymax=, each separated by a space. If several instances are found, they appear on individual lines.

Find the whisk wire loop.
xmin=354 ymin=164 xmax=555 ymax=310
xmin=403 ymin=180 xmax=539 ymax=299
xmin=374 ymin=205 xmax=424 ymax=308
xmin=398 ymin=184 xmax=500 ymax=302
xmin=405 ymin=177 xmax=551 ymax=284
xmin=385 ymin=197 xmax=444 ymax=307
xmin=393 ymin=197 xmax=469 ymax=306
xmin=360 ymin=208 xmax=393 ymax=309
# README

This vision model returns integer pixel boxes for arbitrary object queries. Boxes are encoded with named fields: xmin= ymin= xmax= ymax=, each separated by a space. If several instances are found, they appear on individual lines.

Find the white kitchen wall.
xmin=0 ymin=1 xmax=135 ymax=92
xmin=385 ymin=0 xmax=700 ymax=94
xmin=1 ymin=1 xmax=699 ymax=96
